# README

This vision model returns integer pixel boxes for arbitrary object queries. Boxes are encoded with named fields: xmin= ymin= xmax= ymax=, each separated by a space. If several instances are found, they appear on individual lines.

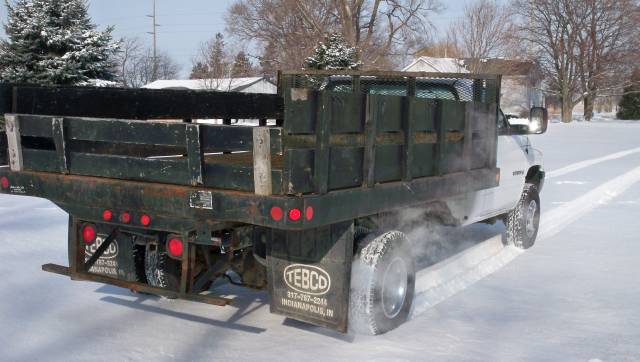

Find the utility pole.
xmin=147 ymin=0 xmax=158 ymax=81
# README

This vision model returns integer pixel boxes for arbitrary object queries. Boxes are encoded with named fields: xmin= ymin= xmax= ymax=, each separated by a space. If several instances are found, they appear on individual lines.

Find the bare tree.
xmin=225 ymin=0 xmax=443 ymax=70
xmin=190 ymin=33 xmax=235 ymax=90
xmin=512 ymin=0 xmax=639 ymax=122
xmin=575 ymin=0 xmax=639 ymax=120
xmin=115 ymin=37 xmax=181 ymax=88
xmin=115 ymin=37 xmax=141 ymax=88
xmin=415 ymin=33 xmax=463 ymax=59
xmin=513 ymin=0 xmax=584 ymax=123
xmin=448 ymin=0 xmax=515 ymax=72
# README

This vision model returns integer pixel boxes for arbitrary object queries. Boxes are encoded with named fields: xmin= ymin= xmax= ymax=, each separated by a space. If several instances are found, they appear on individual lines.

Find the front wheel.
xmin=349 ymin=231 xmax=415 ymax=335
xmin=505 ymin=184 xmax=540 ymax=249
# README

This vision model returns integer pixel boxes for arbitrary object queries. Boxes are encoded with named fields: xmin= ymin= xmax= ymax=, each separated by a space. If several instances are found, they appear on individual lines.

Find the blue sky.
xmin=0 ymin=0 xmax=468 ymax=78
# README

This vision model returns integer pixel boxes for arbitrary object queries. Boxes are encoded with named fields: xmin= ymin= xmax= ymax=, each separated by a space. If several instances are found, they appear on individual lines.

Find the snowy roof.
xmin=402 ymin=57 xmax=469 ymax=73
xmin=143 ymin=77 xmax=274 ymax=92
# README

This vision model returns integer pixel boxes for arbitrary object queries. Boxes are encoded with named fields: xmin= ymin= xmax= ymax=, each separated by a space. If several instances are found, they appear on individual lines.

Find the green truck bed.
xmin=1 ymin=71 xmax=500 ymax=217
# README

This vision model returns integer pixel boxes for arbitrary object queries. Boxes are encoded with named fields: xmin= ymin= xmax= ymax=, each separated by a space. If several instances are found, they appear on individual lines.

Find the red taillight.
xmin=140 ymin=214 xmax=151 ymax=226
xmin=102 ymin=210 xmax=113 ymax=222
xmin=1 ymin=177 xmax=9 ymax=189
xmin=81 ymin=224 xmax=96 ymax=244
xmin=120 ymin=212 xmax=131 ymax=224
xmin=305 ymin=206 xmax=314 ymax=221
xmin=168 ymin=238 xmax=184 ymax=258
xmin=270 ymin=206 xmax=284 ymax=221
xmin=289 ymin=208 xmax=302 ymax=221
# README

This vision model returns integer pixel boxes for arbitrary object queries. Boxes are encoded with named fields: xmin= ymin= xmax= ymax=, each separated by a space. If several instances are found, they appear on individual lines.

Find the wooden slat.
xmin=185 ymin=124 xmax=204 ymax=186
xmin=9 ymin=85 xmax=283 ymax=120
xmin=17 ymin=114 xmax=283 ymax=154
xmin=4 ymin=114 xmax=23 ymax=171
xmin=68 ymin=153 xmax=191 ymax=185
xmin=253 ymin=127 xmax=273 ymax=196
xmin=314 ymin=93 xmax=332 ymax=194
xmin=433 ymin=100 xmax=444 ymax=176
xmin=402 ymin=96 xmax=414 ymax=181
xmin=65 ymin=117 xmax=186 ymax=146
xmin=51 ymin=117 xmax=68 ymax=174
xmin=463 ymin=103 xmax=475 ymax=171
xmin=21 ymin=149 xmax=59 ymax=172
xmin=15 ymin=114 xmax=54 ymax=138
xmin=0 ymin=130 xmax=7 ymax=165
xmin=204 ymin=163 xmax=283 ymax=194
xmin=362 ymin=95 xmax=378 ymax=188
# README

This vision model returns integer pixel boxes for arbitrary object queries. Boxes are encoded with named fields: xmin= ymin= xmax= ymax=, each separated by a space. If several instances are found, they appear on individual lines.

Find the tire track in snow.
xmin=410 ymin=165 xmax=640 ymax=318
xmin=547 ymin=146 xmax=640 ymax=179
xmin=538 ymin=165 xmax=640 ymax=240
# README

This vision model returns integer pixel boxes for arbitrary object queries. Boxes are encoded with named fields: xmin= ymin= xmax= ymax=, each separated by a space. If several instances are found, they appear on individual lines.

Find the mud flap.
xmin=267 ymin=221 xmax=354 ymax=332
xmin=71 ymin=220 xmax=138 ymax=282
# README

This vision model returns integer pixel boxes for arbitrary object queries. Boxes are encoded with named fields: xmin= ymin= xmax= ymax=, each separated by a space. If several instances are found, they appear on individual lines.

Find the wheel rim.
xmin=381 ymin=257 xmax=408 ymax=319
xmin=525 ymin=199 xmax=538 ymax=238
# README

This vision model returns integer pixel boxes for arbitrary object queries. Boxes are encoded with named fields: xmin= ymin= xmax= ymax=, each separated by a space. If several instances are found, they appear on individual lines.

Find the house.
xmin=403 ymin=56 xmax=544 ymax=116
xmin=143 ymin=76 xmax=277 ymax=94
xmin=402 ymin=57 xmax=469 ymax=74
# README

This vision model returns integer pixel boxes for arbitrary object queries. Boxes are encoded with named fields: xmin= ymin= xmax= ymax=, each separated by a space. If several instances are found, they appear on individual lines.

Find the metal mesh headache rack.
xmin=279 ymin=69 xmax=501 ymax=104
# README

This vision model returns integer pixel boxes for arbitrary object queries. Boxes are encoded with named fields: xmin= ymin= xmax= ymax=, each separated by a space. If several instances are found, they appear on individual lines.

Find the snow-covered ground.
xmin=1 ymin=119 xmax=640 ymax=361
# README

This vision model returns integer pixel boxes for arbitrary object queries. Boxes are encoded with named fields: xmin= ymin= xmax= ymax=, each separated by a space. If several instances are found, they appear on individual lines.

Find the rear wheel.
xmin=349 ymin=231 xmax=415 ymax=335
xmin=505 ymin=184 xmax=540 ymax=249
xmin=144 ymin=243 xmax=181 ymax=293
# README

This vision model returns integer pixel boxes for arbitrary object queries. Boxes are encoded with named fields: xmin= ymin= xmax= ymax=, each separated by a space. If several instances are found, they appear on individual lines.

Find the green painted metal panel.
xmin=329 ymin=92 xmax=363 ymax=134
xmin=328 ymin=147 xmax=363 ymax=190
xmin=370 ymin=94 xmax=403 ymax=132
xmin=284 ymin=89 xmax=316 ymax=135
xmin=410 ymin=98 xmax=437 ymax=132
xmin=411 ymin=144 xmax=436 ymax=177
xmin=283 ymin=148 xmax=314 ymax=195
xmin=374 ymin=145 xmax=403 ymax=183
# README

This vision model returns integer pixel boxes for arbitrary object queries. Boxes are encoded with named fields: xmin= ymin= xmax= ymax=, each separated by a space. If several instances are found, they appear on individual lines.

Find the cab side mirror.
xmin=528 ymin=107 xmax=548 ymax=134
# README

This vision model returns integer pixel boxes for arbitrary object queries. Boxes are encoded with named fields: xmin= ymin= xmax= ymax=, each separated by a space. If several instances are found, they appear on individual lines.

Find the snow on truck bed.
xmin=1 ymin=118 xmax=640 ymax=361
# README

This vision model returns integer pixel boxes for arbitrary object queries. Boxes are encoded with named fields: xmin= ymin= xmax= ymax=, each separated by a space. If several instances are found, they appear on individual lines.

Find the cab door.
xmin=491 ymin=111 xmax=531 ymax=212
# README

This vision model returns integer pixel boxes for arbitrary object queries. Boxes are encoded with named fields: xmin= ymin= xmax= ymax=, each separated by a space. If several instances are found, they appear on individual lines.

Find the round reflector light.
xmin=120 ymin=212 xmax=131 ymax=224
xmin=270 ymin=206 xmax=284 ymax=221
xmin=1 ymin=177 xmax=9 ymax=189
xmin=102 ymin=210 xmax=113 ymax=221
xmin=305 ymin=206 xmax=314 ymax=221
xmin=82 ymin=225 xmax=96 ymax=244
xmin=140 ymin=214 xmax=151 ymax=226
xmin=168 ymin=238 xmax=184 ymax=257
xmin=289 ymin=208 xmax=302 ymax=221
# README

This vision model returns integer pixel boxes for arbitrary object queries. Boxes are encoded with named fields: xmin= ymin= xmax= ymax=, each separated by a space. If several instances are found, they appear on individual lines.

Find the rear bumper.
xmin=0 ymin=166 xmax=500 ymax=231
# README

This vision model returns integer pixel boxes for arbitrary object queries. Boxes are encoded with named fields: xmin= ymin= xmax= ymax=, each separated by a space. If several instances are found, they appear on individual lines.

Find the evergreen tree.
xmin=617 ymin=87 xmax=640 ymax=120
xmin=305 ymin=33 xmax=361 ymax=71
xmin=207 ymin=33 xmax=227 ymax=78
xmin=617 ymin=69 xmax=640 ymax=120
xmin=189 ymin=62 xmax=208 ymax=80
xmin=231 ymin=51 xmax=254 ymax=77
xmin=0 ymin=0 xmax=118 ymax=85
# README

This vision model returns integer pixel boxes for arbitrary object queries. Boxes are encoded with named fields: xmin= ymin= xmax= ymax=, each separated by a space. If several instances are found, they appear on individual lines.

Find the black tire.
xmin=349 ymin=231 xmax=416 ymax=335
xmin=144 ymin=243 xmax=181 ymax=293
xmin=505 ymin=184 xmax=540 ymax=249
